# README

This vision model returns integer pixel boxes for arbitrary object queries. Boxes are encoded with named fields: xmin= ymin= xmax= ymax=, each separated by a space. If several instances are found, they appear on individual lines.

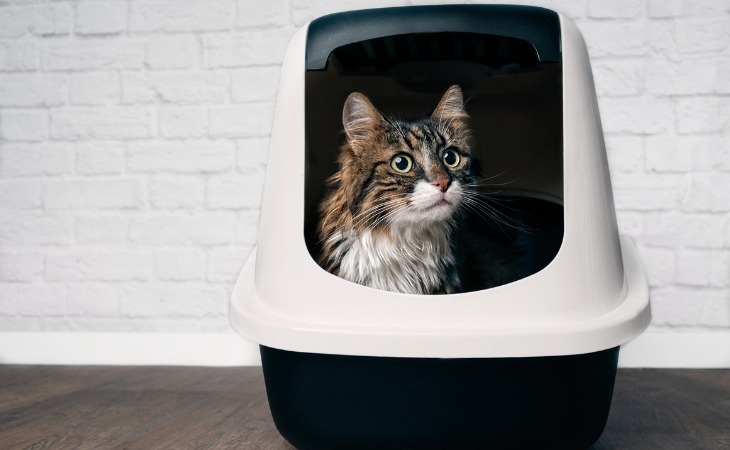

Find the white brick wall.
xmin=0 ymin=0 xmax=728 ymax=341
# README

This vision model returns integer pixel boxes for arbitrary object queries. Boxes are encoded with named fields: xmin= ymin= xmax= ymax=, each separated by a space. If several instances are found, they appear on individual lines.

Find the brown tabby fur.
xmin=317 ymin=86 xmax=476 ymax=292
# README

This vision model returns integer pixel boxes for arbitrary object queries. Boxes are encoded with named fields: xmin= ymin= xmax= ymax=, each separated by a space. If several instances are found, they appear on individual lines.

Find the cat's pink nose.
xmin=432 ymin=178 xmax=450 ymax=192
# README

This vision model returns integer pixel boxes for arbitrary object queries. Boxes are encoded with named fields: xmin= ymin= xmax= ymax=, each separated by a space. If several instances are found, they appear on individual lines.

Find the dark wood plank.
xmin=0 ymin=366 xmax=727 ymax=449
xmin=594 ymin=369 xmax=730 ymax=450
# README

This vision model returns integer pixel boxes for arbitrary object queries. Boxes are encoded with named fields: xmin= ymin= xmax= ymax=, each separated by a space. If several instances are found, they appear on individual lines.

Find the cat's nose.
xmin=432 ymin=178 xmax=450 ymax=192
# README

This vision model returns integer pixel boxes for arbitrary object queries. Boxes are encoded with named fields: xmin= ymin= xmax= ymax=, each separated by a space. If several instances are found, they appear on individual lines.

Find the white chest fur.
xmin=334 ymin=223 xmax=455 ymax=294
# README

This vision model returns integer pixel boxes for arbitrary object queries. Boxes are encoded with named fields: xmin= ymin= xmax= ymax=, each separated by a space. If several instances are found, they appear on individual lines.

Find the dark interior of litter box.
xmin=303 ymin=19 xmax=564 ymax=291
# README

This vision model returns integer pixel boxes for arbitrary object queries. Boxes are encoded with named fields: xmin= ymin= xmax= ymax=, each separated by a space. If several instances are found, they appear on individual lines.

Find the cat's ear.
xmin=432 ymin=85 xmax=468 ymax=121
xmin=343 ymin=92 xmax=383 ymax=150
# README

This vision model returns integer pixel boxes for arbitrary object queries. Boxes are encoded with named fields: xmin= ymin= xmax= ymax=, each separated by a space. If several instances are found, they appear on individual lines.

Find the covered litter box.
xmin=231 ymin=5 xmax=651 ymax=450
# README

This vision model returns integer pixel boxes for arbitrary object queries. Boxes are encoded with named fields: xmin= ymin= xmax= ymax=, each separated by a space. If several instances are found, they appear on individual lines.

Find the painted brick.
xmin=236 ymin=137 xmax=269 ymax=171
xmin=231 ymin=66 xmax=281 ymax=103
xmin=0 ymin=3 xmax=71 ymax=38
xmin=0 ymin=74 xmax=67 ymax=107
xmin=0 ymin=143 xmax=75 ymax=177
xmin=0 ymin=39 xmax=39 ymax=71
xmin=207 ymin=246 xmax=250 ymax=282
xmin=291 ymin=0 xmax=407 ymax=26
xmin=154 ymin=249 xmax=206 ymax=281
xmin=120 ymin=284 xmax=228 ymax=317
xmin=69 ymin=72 xmax=121 ymax=105
xmin=129 ymin=212 xmax=237 ymax=245
xmin=592 ymin=61 xmax=643 ymax=97
xmin=0 ymin=284 xmax=65 ymax=316
xmin=675 ymin=16 xmax=730 ymax=54
xmin=236 ymin=209 xmax=260 ymax=245
xmin=75 ymin=215 xmax=130 ymax=245
xmin=646 ymin=59 xmax=719 ymax=95
xmin=0 ymin=212 xmax=73 ymax=245
xmin=651 ymin=287 xmax=730 ymax=327
xmin=691 ymin=135 xmax=730 ymax=171
xmin=616 ymin=211 xmax=644 ymax=237
xmin=0 ymin=179 xmax=42 ymax=209
xmin=46 ymin=250 xmax=154 ymax=282
xmin=0 ymin=251 xmax=44 ymax=282
xmin=546 ymin=0 xmax=587 ymax=19
xmin=202 ymin=29 xmax=293 ymax=68
xmin=129 ymin=0 xmax=236 ymax=32
xmin=160 ymin=106 xmax=209 ymax=138
xmin=644 ymin=212 xmax=725 ymax=249
xmin=646 ymin=18 xmax=676 ymax=55
xmin=605 ymin=135 xmax=644 ymax=173
xmin=644 ymin=134 xmax=730 ymax=173
xmin=76 ymin=143 xmax=126 ymax=175
xmin=149 ymin=177 xmax=205 ymax=209
xmin=639 ymin=246 xmax=676 ymax=288
xmin=237 ymin=0 xmax=290 ymax=28
xmin=718 ymin=59 xmax=730 ymax=94
xmin=614 ymin=188 xmax=682 ymax=212
xmin=649 ymin=287 xmax=702 ymax=327
xmin=675 ymin=250 xmax=729 ymax=287
xmin=206 ymin=171 xmax=265 ymax=209
xmin=144 ymin=35 xmax=199 ymax=70
xmin=612 ymin=172 xmax=685 ymax=211
xmin=0 ymin=6 xmax=33 ymax=38
xmin=587 ymin=0 xmax=643 ymax=19
xmin=0 ymin=109 xmax=49 ymax=141
xmin=51 ymin=106 xmax=157 ymax=140
xmin=599 ymin=97 xmax=674 ymax=134
xmin=122 ymin=71 xmax=229 ymax=105
xmin=676 ymin=97 xmax=730 ymax=134
xmin=76 ymin=2 xmax=128 ymax=35
xmin=647 ymin=0 xmax=682 ymax=18
xmin=698 ymin=290 xmax=730 ymax=327
xmin=580 ymin=22 xmax=648 ymax=58
xmin=43 ymin=39 xmax=145 ymax=72
xmin=127 ymin=140 xmax=235 ymax=173
xmin=35 ymin=317 xmax=136 ymax=332
xmin=645 ymin=135 xmax=693 ymax=172
xmin=66 ymin=285 xmax=119 ymax=317
xmin=682 ymin=173 xmax=730 ymax=213
xmin=45 ymin=179 xmax=145 ymax=210
xmin=0 ymin=317 xmax=41 ymax=330
xmin=209 ymin=103 xmax=275 ymax=138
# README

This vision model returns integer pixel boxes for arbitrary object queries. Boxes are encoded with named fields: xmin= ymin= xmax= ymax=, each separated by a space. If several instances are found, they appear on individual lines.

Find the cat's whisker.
xmin=464 ymin=176 xmax=520 ymax=188
xmin=366 ymin=200 xmax=408 ymax=231
xmin=461 ymin=195 xmax=534 ymax=234
xmin=352 ymin=196 xmax=407 ymax=229
xmin=469 ymin=167 xmax=513 ymax=183
xmin=353 ymin=201 xmax=405 ymax=233
xmin=460 ymin=201 xmax=518 ymax=239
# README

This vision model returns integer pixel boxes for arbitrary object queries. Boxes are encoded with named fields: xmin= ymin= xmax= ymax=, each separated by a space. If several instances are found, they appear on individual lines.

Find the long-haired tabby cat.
xmin=317 ymin=85 xmax=519 ymax=294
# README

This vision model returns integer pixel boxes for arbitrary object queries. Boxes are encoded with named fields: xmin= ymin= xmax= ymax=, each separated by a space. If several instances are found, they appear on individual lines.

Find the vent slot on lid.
xmin=330 ymin=32 xmax=539 ymax=75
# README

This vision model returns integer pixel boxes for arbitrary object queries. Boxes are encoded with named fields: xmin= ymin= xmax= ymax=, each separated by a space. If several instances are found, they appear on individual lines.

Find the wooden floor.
xmin=0 ymin=366 xmax=727 ymax=449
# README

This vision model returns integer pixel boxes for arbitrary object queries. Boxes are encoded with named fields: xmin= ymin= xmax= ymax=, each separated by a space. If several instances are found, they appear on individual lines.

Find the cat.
xmin=317 ymin=85 xmax=520 ymax=294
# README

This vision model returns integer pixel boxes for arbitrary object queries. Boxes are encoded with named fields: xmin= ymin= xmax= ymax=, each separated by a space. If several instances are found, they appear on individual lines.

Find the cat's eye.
xmin=443 ymin=149 xmax=461 ymax=168
xmin=391 ymin=154 xmax=413 ymax=173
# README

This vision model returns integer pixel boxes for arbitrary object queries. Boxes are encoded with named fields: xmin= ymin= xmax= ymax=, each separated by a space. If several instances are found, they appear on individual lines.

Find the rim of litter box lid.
xmin=230 ymin=236 xmax=650 ymax=358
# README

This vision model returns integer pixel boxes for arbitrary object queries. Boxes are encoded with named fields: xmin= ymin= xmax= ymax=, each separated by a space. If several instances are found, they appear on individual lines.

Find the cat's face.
xmin=339 ymin=86 xmax=475 ymax=231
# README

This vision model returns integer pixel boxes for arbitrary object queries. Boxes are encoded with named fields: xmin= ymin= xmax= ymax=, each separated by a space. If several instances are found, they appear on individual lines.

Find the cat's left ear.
xmin=432 ymin=85 xmax=469 ymax=121
xmin=343 ymin=92 xmax=384 ymax=152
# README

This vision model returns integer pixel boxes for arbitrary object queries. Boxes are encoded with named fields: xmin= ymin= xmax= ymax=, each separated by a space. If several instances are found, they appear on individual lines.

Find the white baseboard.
xmin=0 ymin=331 xmax=727 ymax=368
xmin=617 ymin=331 xmax=730 ymax=368
xmin=0 ymin=332 xmax=261 ymax=366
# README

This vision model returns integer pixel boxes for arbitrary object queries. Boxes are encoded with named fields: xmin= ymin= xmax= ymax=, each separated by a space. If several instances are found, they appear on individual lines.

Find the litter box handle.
xmin=306 ymin=4 xmax=561 ymax=71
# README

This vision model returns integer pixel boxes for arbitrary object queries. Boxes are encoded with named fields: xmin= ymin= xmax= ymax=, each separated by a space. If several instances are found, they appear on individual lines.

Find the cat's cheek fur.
xmin=394 ymin=180 xmax=463 ymax=224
